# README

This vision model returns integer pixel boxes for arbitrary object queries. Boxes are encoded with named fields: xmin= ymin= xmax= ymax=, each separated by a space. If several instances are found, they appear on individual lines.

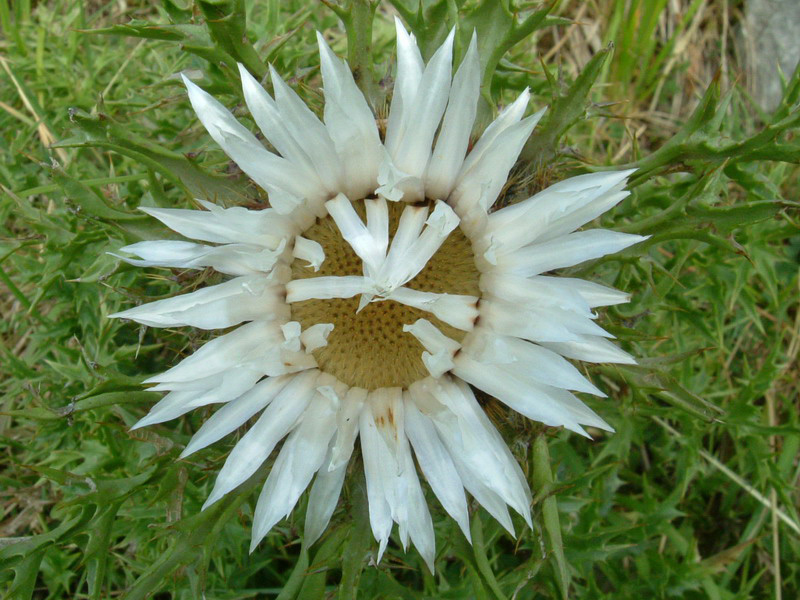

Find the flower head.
xmin=112 ymin=20 xmax=645 ymax=569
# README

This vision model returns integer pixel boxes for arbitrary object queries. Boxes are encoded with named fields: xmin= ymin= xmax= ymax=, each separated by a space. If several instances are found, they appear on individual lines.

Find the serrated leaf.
xmin=687 ymin=200 xmax=785 ymax=234
xmin=3 ymin=548 xmax=45 ymax=600
xmin=50 ymin=165 xmax=145 ymax=221
xmin=0 ymin=513 xmax=84 ymax=562
xmin=469 ymin=515 xmax=508 ymax=600
xmin=83 ymin=501 xmax=123 ymax=600
xmin=72 ymin=391 xmax=160 ymax=414
xmin=64 ymin=109 xmax=253 ymax=206
xmin=86 ymin=21 xmax=190 ymax=41
xmin=75 ymin=250 xmax=121 ymax=283
xmin=120 ymin=462 xmax=266 ymax=600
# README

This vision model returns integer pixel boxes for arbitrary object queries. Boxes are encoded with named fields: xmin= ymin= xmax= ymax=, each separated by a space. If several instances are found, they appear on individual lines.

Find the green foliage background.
xmin=1 ymin=0 xmax=798 ymax=598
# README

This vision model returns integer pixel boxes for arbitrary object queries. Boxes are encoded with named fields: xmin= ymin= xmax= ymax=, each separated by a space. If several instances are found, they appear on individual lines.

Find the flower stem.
xmin=325 ymin=0 xmax=381 ymax=109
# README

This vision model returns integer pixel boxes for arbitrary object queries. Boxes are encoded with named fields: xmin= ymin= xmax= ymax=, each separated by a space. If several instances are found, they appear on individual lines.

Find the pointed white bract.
xmin=358 ymin=388 xmax=436 ymax=570
xmin=411 ymin=378 xmax=533 ymax=525
xmin=182 ymin=75 xmax=321 ymax=206
xmin=139 ymin=201 xmax=295 ymax=247
xmin=452 ymin=107 xmax=547 ymax=215
xmin=238 ymin=63 xmax=326 ymax=196
xmin=425 ymin=33 xmax=480 ymax=201
xmin=113 ymin=239 xmax=286 ymax=276
xmin=250 ymin=381 xmax=340 ymax=550
xmin=451 ymin=88 xmax=532 ymax=211
xmin=389 ymin=28 xmax=455 ymax=182
xmin=111 ymin=20 xmax=645 ymax=572
xmin=110 ymin=275 xmax=287 ymax=329
xmin=495 ymin=229 xmax=648 ymax=277
xmin=304 ymin=451 xmax=349 ymax=546
xmin=269 ymin=65 xmax=344 ymax=196
xmin=203 ymin=370 xmax=320 ymax=509
xmin=404 ymin=397 xmax=471 ymax=540
xmin=384 ymin=18 xmax=425 ymax=160
xmin=316 ymin=32 xmax=383 ymax=199
xmin=180 ymin=375 xmax=291 ymax=458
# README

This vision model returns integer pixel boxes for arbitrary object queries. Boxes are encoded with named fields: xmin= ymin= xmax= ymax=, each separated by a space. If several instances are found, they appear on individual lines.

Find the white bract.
xmin=111 ymin=20 xmax=646 ymax=571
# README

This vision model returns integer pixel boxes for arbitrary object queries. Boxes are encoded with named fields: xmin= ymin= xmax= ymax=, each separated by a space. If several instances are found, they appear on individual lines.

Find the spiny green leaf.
xmin=197 ymin=0 xmax=266 ymax=78
xmin=522 ymin=43 xmax=613 ymax=165
xmin=337 ymin=479 xmax=373 ymax=599
xmin=532 ymin=435 xmax=570 ymax=600
xmin=64 ymin=109 xmax=253 ymax=206
xmin=469 ymin=515 xmax=508 ymax=600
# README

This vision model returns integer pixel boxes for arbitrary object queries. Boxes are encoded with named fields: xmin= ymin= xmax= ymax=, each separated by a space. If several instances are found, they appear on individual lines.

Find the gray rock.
xmin=744 ymin=0 xmax=800 ymax=111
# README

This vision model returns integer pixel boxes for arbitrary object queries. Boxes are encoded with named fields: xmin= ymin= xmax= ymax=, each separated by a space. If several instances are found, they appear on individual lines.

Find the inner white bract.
xmin=288 ymin=195 xmax=481 ymax=390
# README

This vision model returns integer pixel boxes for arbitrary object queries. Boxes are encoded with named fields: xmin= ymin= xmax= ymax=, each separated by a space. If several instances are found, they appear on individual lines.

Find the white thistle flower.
xmin=111 ymin=20 xmax=646 ymax=570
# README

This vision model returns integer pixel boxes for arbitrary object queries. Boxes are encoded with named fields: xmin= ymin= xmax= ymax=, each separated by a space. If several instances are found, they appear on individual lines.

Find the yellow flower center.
xmin=290 ymin=198 xmax=480 ymax=390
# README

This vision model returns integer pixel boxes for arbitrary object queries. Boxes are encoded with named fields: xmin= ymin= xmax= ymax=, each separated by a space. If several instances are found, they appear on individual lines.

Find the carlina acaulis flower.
xmin=110 ymin=19 xmax=647 ymax=570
